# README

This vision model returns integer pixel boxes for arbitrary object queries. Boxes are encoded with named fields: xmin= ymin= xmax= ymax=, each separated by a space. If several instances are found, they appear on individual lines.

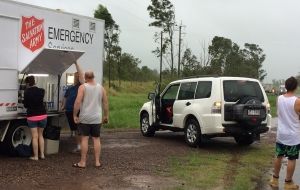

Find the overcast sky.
xmin=15 ymin=0 xmax=300 ymax=83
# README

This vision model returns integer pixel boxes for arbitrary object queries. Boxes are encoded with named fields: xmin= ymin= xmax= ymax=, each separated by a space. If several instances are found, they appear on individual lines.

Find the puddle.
xmin=124 ymin=175 xmax=181 ymax=190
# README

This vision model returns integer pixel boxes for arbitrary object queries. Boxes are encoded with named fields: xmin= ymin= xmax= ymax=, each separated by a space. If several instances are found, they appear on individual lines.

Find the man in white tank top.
xmin=72 ymin=71 xmax=109 ymax=168
xmin=270 ymin=77 xmax=300 ymax=189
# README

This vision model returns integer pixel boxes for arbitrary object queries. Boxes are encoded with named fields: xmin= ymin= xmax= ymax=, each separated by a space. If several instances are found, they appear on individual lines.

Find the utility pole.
xmin=108 ymin=54 xmax=111 ymax=88
xmin=118 ymin=49 xmax=121 ymax=87
xmin=160 ymin=31 xmax=163 ymax=84
xmin=178 ymin=24 xmax=182 ymax=78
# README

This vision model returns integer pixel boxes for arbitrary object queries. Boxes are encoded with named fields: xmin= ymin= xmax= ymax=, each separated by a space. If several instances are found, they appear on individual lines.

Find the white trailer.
xmin=0 ymin=0 xmax=104 ymax=153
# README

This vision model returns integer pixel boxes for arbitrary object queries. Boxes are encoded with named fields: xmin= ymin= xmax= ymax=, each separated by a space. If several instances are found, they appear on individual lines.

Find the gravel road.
xmin=0 ymin=129 xmax=274 ymax=190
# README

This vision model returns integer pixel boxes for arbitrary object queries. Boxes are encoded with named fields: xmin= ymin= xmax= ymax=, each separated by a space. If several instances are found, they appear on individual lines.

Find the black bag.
xmin=15 ymin=144 xmax=32 ymax=157
xmin=43 ymin=125 xmax=61 ymax=140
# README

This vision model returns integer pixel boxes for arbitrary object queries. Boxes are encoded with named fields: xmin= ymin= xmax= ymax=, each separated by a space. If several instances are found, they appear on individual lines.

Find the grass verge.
xmin=103 ymin=81 xmax=155 ymax=129
xmin=107 ymin=93 xmax=148 ymax=128
xmin=170 ymin=151 xmax=231 ymax=189
xmin=170 ymin=143 xmax=274 ymax=190
xmin=229 ymin=144 xmax=273 ymax=190
xmin=268 ymin=94 xmax=277 ymax=117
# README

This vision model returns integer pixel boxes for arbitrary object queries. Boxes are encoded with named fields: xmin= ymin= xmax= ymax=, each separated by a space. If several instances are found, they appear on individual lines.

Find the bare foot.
xmin=29 ymin=157 xmax=38 ymax=161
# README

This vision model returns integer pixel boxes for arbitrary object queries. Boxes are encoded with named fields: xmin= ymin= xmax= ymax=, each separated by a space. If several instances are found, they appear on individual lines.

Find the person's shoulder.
xmin=69 ymin=85 xmax=76 ymax=89
xmin=25 ymin=87 xmax=34 ymax=93
xmin=97 ymin=83 xmax=104 ymax=89
xmin=37 ymin=87 xmax=45 ymax=95
xmin=75 ymin=83 xmax=81 ymax=88
xmin=24 ymin=88 xmax=30 ymax=95
xmin=78 ymin=83 xmax=86 ymax=90
xmin=68 ymin=84 xmax=80 ymax=91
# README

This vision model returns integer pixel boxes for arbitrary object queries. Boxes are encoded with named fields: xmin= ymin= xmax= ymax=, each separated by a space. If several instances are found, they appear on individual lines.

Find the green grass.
xmin=170 ymin=151 xmax=231 ymax=189
xmin=107 ymin=92 xmax=148 ymax=128
xmin=229 ymin=144 xmax=273 ymax=190
xmin=267 ymin=94 xmax=277 ymax=116
xmin=104 ymin=81 xmax=156 ymax=128
xmin=170 ymin=144 xmax=274 ymax=190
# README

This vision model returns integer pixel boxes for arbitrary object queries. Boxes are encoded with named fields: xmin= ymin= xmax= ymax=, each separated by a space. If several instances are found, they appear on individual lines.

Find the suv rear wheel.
xmin=140 ymin=113 xmax=155 ymax=137
xmin=184 ymin=118 xmax=201 ymax=147
xmin=234 ymin=135 xmax=254 ymax=146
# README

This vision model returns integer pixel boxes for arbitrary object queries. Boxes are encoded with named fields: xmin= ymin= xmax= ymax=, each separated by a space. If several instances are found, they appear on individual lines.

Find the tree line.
xmin=94 ymin=0 xmax=268 ymax=88
xmin=94 ymin=5 xmax=159 ymax=86
xmin=147 ymin=0 xmax=267 ymax=81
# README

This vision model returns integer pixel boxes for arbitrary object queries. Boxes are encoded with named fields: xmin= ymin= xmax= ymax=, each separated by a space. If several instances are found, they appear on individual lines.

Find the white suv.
xmin=139 ymin=77 xmax=272 ymax=147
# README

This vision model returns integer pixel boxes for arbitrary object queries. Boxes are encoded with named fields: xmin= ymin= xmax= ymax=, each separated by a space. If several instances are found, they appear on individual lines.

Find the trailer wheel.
xmin=3 ymin=121 xmax=31 ymax=154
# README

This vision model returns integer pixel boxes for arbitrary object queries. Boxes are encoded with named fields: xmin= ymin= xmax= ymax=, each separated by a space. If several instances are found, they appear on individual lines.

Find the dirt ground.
xmin=0 ymin=129 xmax=275 ymax=190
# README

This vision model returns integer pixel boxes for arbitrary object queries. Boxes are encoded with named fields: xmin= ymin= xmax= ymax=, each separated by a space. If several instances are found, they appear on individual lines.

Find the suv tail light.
xmin=212 ymin=101 xmax=222 ymax=114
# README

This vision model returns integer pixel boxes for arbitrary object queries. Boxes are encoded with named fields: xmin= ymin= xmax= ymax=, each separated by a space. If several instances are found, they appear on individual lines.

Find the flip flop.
xmin=72 ymin=163 xmax=86 ymax=169
xmin=95 ymin=164 xmax=102 ymax=168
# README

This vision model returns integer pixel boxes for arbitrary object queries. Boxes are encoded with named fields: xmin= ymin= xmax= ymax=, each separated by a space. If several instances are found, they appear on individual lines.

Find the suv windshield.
xmin=223 ymin=80 xmax=264 ymax=102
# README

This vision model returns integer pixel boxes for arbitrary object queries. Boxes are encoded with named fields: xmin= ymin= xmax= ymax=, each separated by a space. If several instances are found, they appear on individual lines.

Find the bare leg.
xmin=75 ymin=132 xmax=81 ymax=149
xmin=30 ymin=128 xmax=38 ymax=160
xmin=92 ymin=137 xmax=101 ymax=166
xmin=286 ymin=159 xmax=296 ymax=181
xmin=37 ymin=128 xmax=45 ymax=158
xmin=273 ymin=156 xmax=283 ymax=177
xmin=78 ymin=136 xmax=89 ymax=167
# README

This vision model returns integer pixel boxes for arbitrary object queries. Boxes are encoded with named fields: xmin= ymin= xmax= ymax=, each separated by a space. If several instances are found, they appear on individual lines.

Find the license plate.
xmin=248 ymin=109 xmax=260 ymax=116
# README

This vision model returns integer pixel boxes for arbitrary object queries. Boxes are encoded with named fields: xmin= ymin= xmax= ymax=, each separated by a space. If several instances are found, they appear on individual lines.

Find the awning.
xmin=21 ymin=48 xmax=85 ymax=75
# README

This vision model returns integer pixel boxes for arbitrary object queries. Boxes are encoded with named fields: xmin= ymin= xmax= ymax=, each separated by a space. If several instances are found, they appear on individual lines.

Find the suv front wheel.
xmin=140 ymin=112 xmax=155 ymax=137
xmin=184 ymin=118 xmax=201 ymax=147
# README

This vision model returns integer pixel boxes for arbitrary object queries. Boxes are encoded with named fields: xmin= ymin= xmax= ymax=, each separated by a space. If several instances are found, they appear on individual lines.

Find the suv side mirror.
xmin=148 ymin=92 xmax=155 ymax=100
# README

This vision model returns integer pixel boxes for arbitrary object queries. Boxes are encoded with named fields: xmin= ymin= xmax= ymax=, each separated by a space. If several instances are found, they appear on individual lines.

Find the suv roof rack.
xmin=182 ymin=75 xmax=219 ymax=79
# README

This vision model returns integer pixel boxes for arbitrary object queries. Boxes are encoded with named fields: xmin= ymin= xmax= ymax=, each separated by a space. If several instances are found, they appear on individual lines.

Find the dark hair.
xmin=285 ymin=76 xmax=298 ymax=92
xmin=25 ymin=76 xmax=35 ymax=86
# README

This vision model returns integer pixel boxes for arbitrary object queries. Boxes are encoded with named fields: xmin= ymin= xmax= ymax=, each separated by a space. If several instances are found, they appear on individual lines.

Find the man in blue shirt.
xmin=61 ymin=62 xmax=84 ymax=152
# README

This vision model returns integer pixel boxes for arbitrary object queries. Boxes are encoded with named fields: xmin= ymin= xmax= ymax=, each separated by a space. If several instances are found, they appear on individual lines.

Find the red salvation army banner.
xmin=21 ymin=16 xmax=45 ymax=52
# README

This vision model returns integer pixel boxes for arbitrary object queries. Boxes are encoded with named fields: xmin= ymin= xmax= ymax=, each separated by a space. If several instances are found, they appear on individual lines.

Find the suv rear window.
xmin=195 ymin=81 xmax=212 ymax=99
xmin=223 ymin=80 xmax=264 ymax=102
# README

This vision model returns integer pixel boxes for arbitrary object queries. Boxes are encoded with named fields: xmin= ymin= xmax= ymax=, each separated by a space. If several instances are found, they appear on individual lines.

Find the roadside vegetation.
xmin=170 ymin=143 xmax=274 ymax=190
xmin=267 ymin=94 xmax=277 ymax=116
xmin=104 ymin=81 xmax=155 ymax=129
xmin=170 ymin=150 xmax=231 ymax=190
